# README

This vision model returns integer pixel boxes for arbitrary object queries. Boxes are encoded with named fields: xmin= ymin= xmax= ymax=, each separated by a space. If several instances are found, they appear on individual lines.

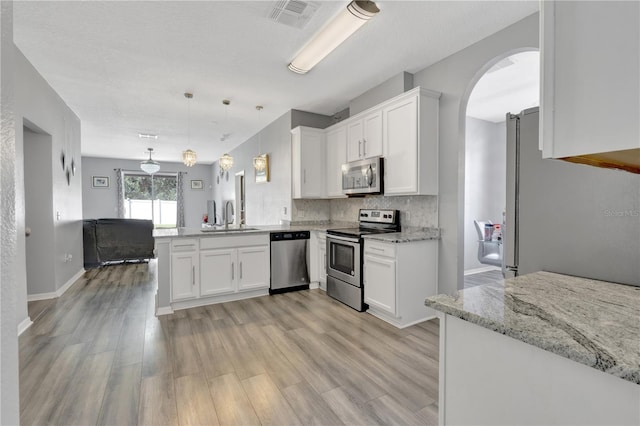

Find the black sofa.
xmin=83 ymin=218 xmax=155 ymax=268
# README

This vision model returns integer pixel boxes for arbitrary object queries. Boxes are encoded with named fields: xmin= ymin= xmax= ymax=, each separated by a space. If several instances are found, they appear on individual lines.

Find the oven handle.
xmin=327 ymin=234 xmax=360 ymax=244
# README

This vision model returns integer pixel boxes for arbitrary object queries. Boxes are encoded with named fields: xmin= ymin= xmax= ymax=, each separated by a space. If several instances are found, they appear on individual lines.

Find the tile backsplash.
xmin=293 ymin=195 xmax=438 ymax=228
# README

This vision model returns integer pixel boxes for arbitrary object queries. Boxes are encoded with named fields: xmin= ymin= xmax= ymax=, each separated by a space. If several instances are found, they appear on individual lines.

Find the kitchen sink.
xmin=200 ymin=227 xmax=259 ymax=233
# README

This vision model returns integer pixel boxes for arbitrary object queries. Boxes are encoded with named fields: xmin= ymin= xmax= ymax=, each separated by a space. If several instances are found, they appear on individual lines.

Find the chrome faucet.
xmin=224 ymin=200 xmax=234 ymax=230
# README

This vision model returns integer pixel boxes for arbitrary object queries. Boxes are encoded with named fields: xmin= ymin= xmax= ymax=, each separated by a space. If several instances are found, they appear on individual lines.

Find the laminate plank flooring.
xmin=20 ymin=261 xmax=439 ymax=425
xmin=464 ymin=268 xmax=504 ymax=288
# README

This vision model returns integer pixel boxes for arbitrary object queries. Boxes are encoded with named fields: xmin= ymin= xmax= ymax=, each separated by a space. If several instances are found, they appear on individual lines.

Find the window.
xmin=123 ymin=172 xmax=177 ymax=227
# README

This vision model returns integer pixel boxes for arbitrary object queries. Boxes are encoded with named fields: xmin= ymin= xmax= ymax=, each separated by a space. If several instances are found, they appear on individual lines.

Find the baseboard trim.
xmin=17 ymin=317 xmax=33 ymax=336
xmin=464 ymin=266 xmax=501 ymax=276
xmin=155 ymin=306 xmax=174 ymax=316
xmin=27 ymin=268 xmax=86 ymax=301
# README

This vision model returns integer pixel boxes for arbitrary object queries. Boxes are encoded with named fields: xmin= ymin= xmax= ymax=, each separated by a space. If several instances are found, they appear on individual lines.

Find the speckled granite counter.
xmin=425 ymin=271 xmax=640 ymax=384
xmin=363 ymin=226 xmax=440 ymax=243
xmin=153 ymin=221 xmax=358 ymax=239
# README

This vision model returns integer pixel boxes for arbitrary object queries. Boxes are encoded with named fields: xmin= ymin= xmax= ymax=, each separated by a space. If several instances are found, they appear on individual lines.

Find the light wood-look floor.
xmin=20 ymin=261 xmax=439 ymax=426
xmin=464 ymin=269 xmax=504 ymax=289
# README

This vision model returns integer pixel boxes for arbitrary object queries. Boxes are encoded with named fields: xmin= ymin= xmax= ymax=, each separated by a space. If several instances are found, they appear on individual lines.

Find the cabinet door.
xmin=200 ymin=248 xmax=235 ymax=296
xmin=171 ymin=252 xmax=198 ymax=301
xmin=292 ymin=127 xmax=326 ymax=199
xmin=541 ymin=1 xmax=639 ymax=159
xmin=318 ymin=240 xmax=327 ymax=285
xmin=364 ymin=254 xmax=396 ymax=315
xmin=384 ymin=96 xmax=418 ymax=195
xmin=326 ymin=126 xmax=347 ymax=197
xmin=363 ymin=110 xmax=382 ymax=158
xmin=347 ymin=120 xmax=364 ymax=162
xmin=237 ymin=246 xmax=270 ymax=291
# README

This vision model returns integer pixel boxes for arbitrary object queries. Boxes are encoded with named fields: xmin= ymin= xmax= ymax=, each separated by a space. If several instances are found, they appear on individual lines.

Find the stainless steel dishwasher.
xmin=269 ymin=231 xmax=310 ymax=294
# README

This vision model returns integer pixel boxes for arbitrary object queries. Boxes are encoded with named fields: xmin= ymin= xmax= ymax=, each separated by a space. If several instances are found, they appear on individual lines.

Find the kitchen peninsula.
xmin=426 ymin=271 xmax=640 ymax=425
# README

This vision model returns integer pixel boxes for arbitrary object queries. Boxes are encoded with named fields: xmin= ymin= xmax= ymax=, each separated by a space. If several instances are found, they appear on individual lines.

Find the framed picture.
xmin=255 ymin=154 xmax=270 ymax=183
xmin=92 ymin=176 xmax=109 ymax=188
xmin=190 ymin=179 xmax=204 ymax=190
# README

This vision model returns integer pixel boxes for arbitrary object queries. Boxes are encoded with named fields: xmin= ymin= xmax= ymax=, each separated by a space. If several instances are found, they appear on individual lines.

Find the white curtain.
xmin=176 ymin=172 xmax=185 ymax=227
xmin=115 ymin=168 xmax=125 ymax=218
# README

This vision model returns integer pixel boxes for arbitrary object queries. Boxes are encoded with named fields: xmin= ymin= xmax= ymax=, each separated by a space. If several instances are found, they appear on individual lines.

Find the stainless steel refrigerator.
xmin=503 ymin=107 xmax=640 ymax=286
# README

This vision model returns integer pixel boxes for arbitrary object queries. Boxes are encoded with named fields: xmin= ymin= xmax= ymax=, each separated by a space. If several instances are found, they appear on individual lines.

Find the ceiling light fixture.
xmin=253 ymin=105 xmax=267 ymax=171
xmin=182 ymin=92 xmax=197 ymax=167
xmin=219 ymin=153 xmax=234 ymax=174
xmin=140 ymin=147 xmax=160 ymax=174
xmin=288 ymin=0 xmax=380 ymax=74
xmin=138 ymin=133 xmax=158 ymax=140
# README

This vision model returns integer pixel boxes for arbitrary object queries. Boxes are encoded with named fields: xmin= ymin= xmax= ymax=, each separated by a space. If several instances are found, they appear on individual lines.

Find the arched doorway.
xmin=462 ymin=50 xmax=539 ymax=288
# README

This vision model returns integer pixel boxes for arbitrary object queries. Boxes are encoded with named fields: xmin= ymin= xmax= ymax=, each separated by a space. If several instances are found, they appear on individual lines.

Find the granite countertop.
xmin=153 ymin=221 xmax=358 ymax=239
xmin=425 ymin=271 xmax=640 ymax=384
xmin=363 ymin=227 xmax=441 ymax=243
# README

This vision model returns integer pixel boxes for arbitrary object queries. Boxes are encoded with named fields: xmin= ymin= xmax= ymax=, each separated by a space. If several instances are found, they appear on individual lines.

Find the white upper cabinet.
xmin=541 ymin=1 xmax=640 ymax=161
xmin=347 ymin=110 xmax=383 ymax=162
xmin=325 ymin=124 xmax=347 ymax=198
xmin=383 ymin=87 xmax=440 ymax=196
xmin=292 ymin=126 xmax=326 ymax=199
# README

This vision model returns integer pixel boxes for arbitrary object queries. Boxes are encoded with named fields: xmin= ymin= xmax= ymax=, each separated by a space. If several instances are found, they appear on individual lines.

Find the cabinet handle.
xmin=192 ymin=266 xmax=195 ymax=285
xmin=363 ymin=138 xmax=367 ymax=156
xmin=370 ymin=246 xmax=385 ymax=251
xmin=174 ymin=244 xmax=194 ymax=248
xmin=303 ymin=169 xmax=306 ymax=184
xmin=240 ymin=262 xmax=243 ymax=279
xmin=358 ymin=140 xmax=362 ymax=157
xmin=232 ymin=262 xmax=234 ymax=280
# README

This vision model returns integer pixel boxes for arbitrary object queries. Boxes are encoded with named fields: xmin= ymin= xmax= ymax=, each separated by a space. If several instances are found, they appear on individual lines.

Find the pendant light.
xmin=219 ymin=99 xmax=234 ymax=179
xmin=182 ymin=92 xmax=197 ymax=166
xmin=140 ymin=147 xmax=160 ymax=174
xmin=253 ymin=105 xmax=267 ymax=171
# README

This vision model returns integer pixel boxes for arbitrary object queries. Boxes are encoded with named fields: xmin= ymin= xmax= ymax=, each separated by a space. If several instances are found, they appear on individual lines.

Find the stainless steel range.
xmin=326 ymin=209 xmax=400 ymax=311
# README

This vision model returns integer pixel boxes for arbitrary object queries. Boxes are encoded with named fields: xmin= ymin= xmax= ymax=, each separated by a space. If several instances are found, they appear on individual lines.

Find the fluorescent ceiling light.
xmin=288 ymin=1 xmax=380 ymax=74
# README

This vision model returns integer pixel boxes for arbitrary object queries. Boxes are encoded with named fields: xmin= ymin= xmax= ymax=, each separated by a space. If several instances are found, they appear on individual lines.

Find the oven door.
xmin=326 ymin=235 xmax=361 ymax=287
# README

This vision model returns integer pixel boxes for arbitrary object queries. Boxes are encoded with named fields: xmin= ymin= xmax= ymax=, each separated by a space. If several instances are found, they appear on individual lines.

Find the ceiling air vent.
xmin=269 ymin=0 xmax=319 ymax=29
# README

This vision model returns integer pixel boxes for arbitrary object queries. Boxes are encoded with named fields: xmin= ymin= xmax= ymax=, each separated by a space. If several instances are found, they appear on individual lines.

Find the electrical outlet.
xmin=299 ymin=209 xmax=305 ymax=218
xmin=56 ymin=211 xmax=61 ymax=220
xmin=405 ymin=211 xmax=411 ymax=223
xmin=282 ymin=206 xmax=287 ymax=215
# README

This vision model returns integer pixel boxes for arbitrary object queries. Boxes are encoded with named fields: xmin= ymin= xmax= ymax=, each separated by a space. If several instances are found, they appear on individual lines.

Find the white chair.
xmin=474 ymin=220 xmax=502 ymax=267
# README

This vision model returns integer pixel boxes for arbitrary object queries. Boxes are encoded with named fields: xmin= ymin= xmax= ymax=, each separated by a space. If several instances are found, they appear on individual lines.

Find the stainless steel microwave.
xmin=341 ymin=157 xmax=383 ymax=195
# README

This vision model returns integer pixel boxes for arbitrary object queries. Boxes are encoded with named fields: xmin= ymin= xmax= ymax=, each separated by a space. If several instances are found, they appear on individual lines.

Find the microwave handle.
xmin=366 ymin=165 xmax=374 ymax=187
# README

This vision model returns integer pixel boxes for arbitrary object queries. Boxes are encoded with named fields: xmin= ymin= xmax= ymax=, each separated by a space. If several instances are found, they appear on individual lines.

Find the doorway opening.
xmin=463 ymin=50 xmax=539 ymax=288
xmin=23 ymin=123 xmax=55 ymax=297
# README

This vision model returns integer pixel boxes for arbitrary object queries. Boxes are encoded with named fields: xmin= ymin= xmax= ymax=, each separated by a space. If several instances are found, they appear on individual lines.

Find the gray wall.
xmin=1 ymin=2 xmax=20 ymax=423
xmin=413 ymin=13 xmax=539 ymax=294
xmin=15 ymin=48 xmax=83 ymax=300
xmin=82 ymin=157 xmax=213 ymax=228
xmin=212 ymin=109 xmax=332 ymax=226
xmin=350 ymin=71 xmax=414 ymax=115
xmin=464 ymin=117 xmax=506 ymax=271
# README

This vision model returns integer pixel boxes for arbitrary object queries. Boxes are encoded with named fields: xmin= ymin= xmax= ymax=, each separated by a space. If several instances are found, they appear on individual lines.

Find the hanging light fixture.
xmin=253 ymin=105 xmax=267 ymax=171
xmin=219 ymin=153 xmax=234 ymax=174
xmin=182 ymin=92 xmax=197 ymax=166
xmin=219 ymin=99 xmax=234 ymax=178
xmin=288 ymin=1 xmax=380 ymax=74
xmin=140 ymin=148 xmax=160 ymax=174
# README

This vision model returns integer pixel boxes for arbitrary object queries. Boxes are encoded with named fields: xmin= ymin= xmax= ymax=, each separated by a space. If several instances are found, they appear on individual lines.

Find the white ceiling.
xmin=14 ymin=1 xmax=539 ymax=164
xmin=467 ymin=50 xmax=540 ymax=123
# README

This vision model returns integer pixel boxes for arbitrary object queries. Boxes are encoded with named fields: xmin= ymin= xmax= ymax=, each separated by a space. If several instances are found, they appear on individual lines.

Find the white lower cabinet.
xmin=169 ymin=234 xmax=269 ymax=307
xmin=171 ymin=251 xmax=198 ymax=301
xmin=363 ymin=238 xmax=438 ymax=328
xmin=199 ymin=248 xmax=235 ymax=296
xmin=237 ymin=246 xmax=270 ymax=291
xmin=309 ymin=231 xmax=327 ymax=290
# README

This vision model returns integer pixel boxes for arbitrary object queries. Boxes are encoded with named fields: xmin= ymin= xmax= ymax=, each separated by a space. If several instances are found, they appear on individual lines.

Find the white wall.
xmin=0 ymin=2 xmax=20 ymax=423
xmin=464 ymin=117 xmax=506 ymax=271
xmin=413 ymin=13 xmax=539 ymax=294
xmin=82 ymin=157 xmax=213 ymax=228
xmin=15 ymin=48 xmax=83 ymax=300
